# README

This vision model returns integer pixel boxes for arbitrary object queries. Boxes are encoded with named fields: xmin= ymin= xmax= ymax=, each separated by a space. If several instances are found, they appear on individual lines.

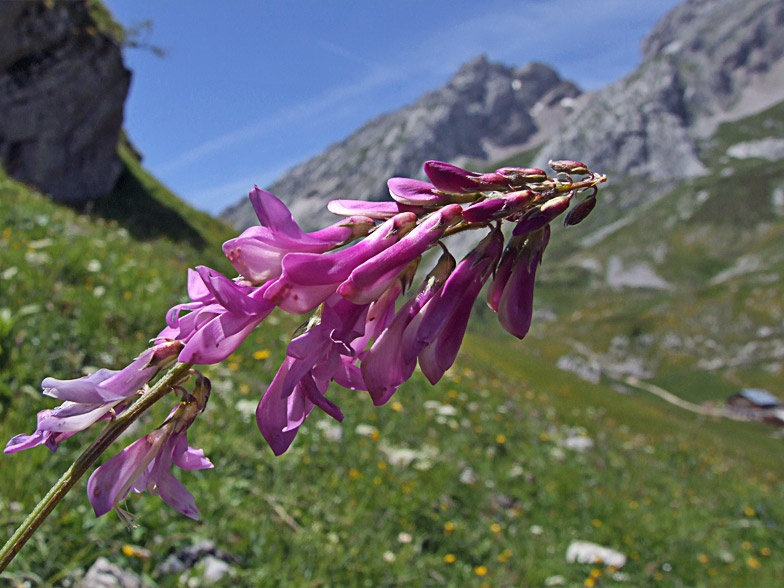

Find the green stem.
xmin=0 ymin=362 xmax=193 ymax=573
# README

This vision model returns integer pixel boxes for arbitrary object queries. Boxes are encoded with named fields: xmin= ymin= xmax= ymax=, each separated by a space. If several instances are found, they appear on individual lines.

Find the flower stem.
xmin=0 ymin=362 xmax=193 ymax=573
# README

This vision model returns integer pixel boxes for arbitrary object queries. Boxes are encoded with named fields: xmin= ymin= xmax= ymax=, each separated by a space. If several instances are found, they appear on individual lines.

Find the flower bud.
xmin=387 ymin=178 xmax=452 ymax=206
xmin=327 ymin=200 xmax=425 ymax=219
xmin=424 ymin=160 xmax=507 ymax=194
xmin=512 ymin=194 xmax=572 ymax=236
xmin=548 ymin=160 xmax=589 ymax=175
xmin=462 ymin=190 xmax=535 ymax=224
xmin=496 ymin=167 xmax=548 ymax=184
xmin=563 ymin=192 xmax=597 ymax=226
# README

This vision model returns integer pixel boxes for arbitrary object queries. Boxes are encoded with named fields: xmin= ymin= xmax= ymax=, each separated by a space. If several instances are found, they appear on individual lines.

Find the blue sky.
xmin=103 ymin=0 xmax=682 ymax=215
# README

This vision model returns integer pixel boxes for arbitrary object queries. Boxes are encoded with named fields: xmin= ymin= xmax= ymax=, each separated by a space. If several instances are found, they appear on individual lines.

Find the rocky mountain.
xmin=221 ymin=57 xmax=580 ymax=230
xmin=533 ymin=0 xmax=784 ymax=179
xmin=0 ymin=0 xmax=130 ymax=202
xmin=223 ymin=0 xmax=784 ymax=232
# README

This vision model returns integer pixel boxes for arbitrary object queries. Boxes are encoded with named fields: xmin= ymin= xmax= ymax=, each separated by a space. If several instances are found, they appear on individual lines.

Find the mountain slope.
xmin=221 ymin=57 xmax=579 ymax=230
xmin=533 ymin=0 xmax=784 ymax=178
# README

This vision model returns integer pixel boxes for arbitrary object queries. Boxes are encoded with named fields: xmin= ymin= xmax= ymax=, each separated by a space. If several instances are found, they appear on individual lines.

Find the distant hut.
xmin=727 ymin=388 xmax=779 ymax=410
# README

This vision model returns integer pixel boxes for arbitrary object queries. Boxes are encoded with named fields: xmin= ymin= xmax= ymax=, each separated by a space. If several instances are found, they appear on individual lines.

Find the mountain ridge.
xmin=221 ymin=56 xmax=580 ymax=230
xmin=222 ymin=0 xmax=784 ymax=234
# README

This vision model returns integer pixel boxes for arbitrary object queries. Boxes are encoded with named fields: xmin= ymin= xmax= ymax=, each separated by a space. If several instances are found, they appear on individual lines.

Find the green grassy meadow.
xmin=2 ymin=143 xmax=784 ymax=588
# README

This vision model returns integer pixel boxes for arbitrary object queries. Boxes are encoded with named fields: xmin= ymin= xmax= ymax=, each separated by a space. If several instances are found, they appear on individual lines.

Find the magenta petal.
xmin=171 ymin=433 xmax=213 ymax=471
xmin=327 ymin=200 xmax=410 ymax=219
xmin=155 ymin=465 xmax=201 ymax=520
xmin=299 ymin=373 xmax=343 ymax=422
xmin=195 ymin=266 xmax=270 ymax=316
xmin=87 ymin=436 xmax=153 ymax=517
xmin=339 ymin=205 xmax=461 ymax=304
xmin=486 ymin=237 xmax=521 ymax=312
xmin=41 ymin=369 xmax=117 ymax=404
xmin=497 ymin=226 xmax=550 ymax=339
xmin=186 ymin=267 xmax=213 ymax=302
xmin=149 ymin=436 xmax=202 ymax=520
xmin=38 ymin=400 xmax=123 ymax=433
xmin=361 ymin=297 xmax=419 ymax=406
xmin=257 ymin=358 xmax=305 ymax=455
xmin=424 ymin=160 xmax=507 ymax=194
xmin=512 ymin=194 xmax=572 ymax=236
xmin=387 ymin=178 xmax=451 ymax=206
xmin=332 ymin=359 xmax=366 ymax=391
xmin=179 ymin=310 xmax=267 ymax=364
xmin=307 ymin=215 xmax=375 ymax=243
xmin=248 ymin=186 xmax=306 ymax=240
xmin=417 ymin=277 xmax=479 ymax=385
xmin=462 ymin=190 xmax=534 ymax=224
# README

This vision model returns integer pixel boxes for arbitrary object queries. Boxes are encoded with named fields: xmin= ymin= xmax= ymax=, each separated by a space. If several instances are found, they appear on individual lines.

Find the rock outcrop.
xmin=222 ymin=56 xmax=579 ymax=230
xmin=0 ymin=1 xmax=130 ymax=201
xmin=533 ymin=0 xmax=784 ymax=178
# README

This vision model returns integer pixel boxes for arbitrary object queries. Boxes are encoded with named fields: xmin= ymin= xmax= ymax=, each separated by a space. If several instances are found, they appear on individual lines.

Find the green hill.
xmin=2 ymin=119 xmax=784 ymax=587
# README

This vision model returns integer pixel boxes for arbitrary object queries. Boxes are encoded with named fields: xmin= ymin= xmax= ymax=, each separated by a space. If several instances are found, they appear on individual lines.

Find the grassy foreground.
xmin=1 ymin=158 xmax=783 ymax=588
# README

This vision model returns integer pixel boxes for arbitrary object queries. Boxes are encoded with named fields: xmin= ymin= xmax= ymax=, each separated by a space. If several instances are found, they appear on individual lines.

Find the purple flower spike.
xmin=338 ymin=205 xmax=462 ymax=304
xmin=327 ymin=199 xmax=425 ymax=219
xmin=462 ymin=190 xmax=535 ymax=224
xmin=424 ymin=160 xmax=508 ymax=194
xmin=496 ymin=226 xmax=550 ymax=339
xmin=387 ymin=178 xmax=451 ymax=206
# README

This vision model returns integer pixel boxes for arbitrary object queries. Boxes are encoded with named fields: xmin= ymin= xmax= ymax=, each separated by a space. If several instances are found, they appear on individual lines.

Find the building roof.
xmin=739 ymin=388 xmax=779 ymax=408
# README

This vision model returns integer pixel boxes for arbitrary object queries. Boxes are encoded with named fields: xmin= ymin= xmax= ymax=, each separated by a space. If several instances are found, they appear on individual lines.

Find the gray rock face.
xmin=222 ymin=56 xmax=580 ymax=230
xmin=533 ymin=0 xmax=784 ymax=179
xmin=0 ymin=1 xmax=130 ymax=201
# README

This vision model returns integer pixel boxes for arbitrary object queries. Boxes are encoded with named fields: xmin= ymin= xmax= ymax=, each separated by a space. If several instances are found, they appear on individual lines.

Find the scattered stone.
xmin=458 ymin=466 xmax=478 ymax=485
xmin=561 ymin=435 xmax=595 ymax=452
xmin=726 ymin=138 xmax=784 ymax=161
xmin=157 ymin=540 xmax=236 ymax=580
xmin=77 ymin=557 xmax=149 ymax=588
xmin=566 ymin=541 xmax=627 ymax=568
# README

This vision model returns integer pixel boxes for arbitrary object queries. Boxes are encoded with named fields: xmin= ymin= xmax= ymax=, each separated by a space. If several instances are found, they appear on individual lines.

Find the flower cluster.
xmin=5 ymin=159 xmax=604 ymax=520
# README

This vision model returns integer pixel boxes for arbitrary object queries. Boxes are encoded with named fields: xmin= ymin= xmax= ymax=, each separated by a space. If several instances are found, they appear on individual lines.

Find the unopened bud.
xmin=563 ymin=193 xmax=597 ymax=226
xmin=496 ymin=167 xmax=548 ymax=184
xmin=548 ymin=160 xmax=589 ymax=175
xmin=424 ymin=160 xmax=507 ymax=194
xmin=462 ymin=190 xmax=535 ymax=224
xmin=150 ymin=340 xmax=185 ymax=370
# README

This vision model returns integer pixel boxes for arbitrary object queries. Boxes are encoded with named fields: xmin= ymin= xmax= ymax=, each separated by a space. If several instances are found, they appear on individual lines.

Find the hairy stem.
xmin=0 ymin=362 xmax=193 ymax=573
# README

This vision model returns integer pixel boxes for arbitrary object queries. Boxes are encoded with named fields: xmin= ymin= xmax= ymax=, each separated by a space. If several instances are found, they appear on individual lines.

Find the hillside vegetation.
xmin=2 ymin=108 xmax=784 ymax=587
